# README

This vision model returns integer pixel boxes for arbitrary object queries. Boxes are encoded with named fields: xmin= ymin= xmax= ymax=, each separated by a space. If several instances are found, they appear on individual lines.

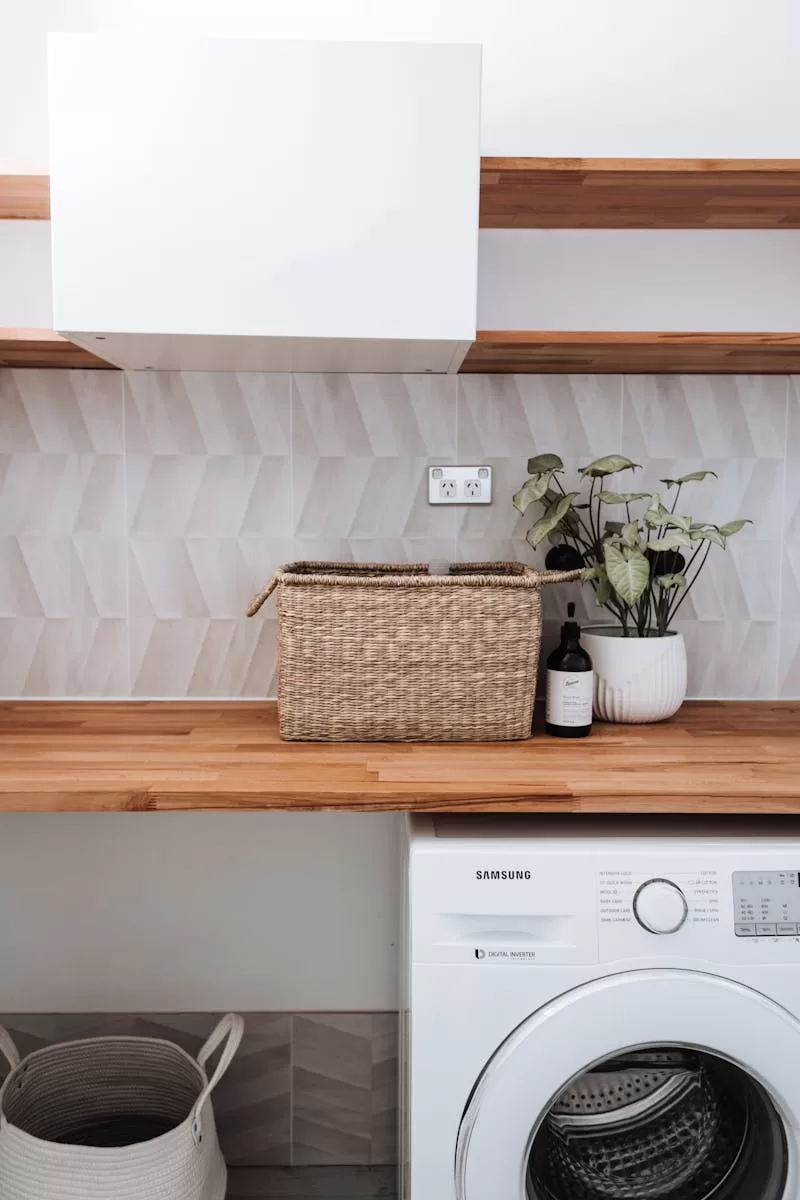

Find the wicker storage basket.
xmin=0 ymin=1013 xmax=243 ymax=1200
xmin=247 ymin=561 xmax=580 ymax=742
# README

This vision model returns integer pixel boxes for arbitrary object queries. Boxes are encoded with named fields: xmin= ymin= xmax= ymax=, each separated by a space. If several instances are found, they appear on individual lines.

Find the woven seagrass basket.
xmin=247 ymin=561 xmax=580 ymax=742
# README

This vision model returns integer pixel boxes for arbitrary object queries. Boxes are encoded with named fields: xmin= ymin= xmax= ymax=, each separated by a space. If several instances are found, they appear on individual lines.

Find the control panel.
xmin=733 ymin=870 xmax=800 ymax=936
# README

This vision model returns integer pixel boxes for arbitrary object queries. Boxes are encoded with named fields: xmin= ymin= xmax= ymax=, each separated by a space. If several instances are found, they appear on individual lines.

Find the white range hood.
xmin=48 ymin=35 xmax=481 ymax=373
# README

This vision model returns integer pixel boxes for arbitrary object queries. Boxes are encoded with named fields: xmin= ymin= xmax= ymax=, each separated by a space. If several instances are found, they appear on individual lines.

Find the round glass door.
xmin=527 ymin=1045 xmax=786 ymax=1198
xmin=457 ymin=971 xmax=800 ymax=1200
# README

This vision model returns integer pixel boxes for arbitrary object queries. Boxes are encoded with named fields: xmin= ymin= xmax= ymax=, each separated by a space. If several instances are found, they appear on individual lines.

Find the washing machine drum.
xmin=528 ymin=1049 xmax=785 ymax=1200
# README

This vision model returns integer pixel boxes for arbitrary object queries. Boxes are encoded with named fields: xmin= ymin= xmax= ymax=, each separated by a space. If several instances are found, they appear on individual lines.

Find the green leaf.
xmin=580 ymin=455 xmax=641 ymax=478
xmin=603 ymin=542 xmax=650 ymax=606
xmin=656 ymin=573 xmax=687 ymax=589
xmin=644 ymin=496 xmax=672 ymax=527
xmin=598 ymin=491 xmax=652 ymax=504
xmin=604 ymin=520 xmax=624 ymax=536
xmin=525 ymin=493 xmax=577 ymax=549
xmin=512 ymin=473 xmax=551 ymax=513
xmin=660 ymin=471 xmax=718 ymax=487
xmin=647 ymin=533 xmax=693 ymax=551
xmin=527 ymin=454 xmax=564 ymax=475
xmin=691 ymin=528 xmax=727 ymax=549
xmin=717 ymin=519 xmax=753 ymax=537
xmin=666 ymin=513 xmax=692 ymax=532
xmin=621 ymin=520 xmax=640 ymax=549
xmin=580 ymin=565 xmax=602 ymax=583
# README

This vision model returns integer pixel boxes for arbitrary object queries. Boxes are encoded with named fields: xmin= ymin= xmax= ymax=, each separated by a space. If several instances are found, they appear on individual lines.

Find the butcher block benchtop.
xmin=0 ymin=701 xmax=798 ymax=813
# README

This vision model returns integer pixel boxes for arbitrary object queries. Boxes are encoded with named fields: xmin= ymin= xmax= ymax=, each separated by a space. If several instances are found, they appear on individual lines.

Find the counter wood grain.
xmin=0 ymin=701 xmax=797 ymax=813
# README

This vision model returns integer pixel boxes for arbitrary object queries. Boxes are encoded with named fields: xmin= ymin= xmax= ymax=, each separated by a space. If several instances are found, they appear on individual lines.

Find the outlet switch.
xmin=428 ymin=466 xmax=493 ymax=505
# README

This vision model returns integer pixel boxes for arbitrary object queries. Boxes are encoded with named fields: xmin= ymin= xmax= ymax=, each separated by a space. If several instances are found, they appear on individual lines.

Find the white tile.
xmin=457 ymin=375 xmax=622 ymax=459
xmin=125 ymin=372 xmax=290 ymax=455
xmin=0 ymin=618 xmax=128 ymax=697
xmin=623 ymin=375 xmax=788 ymax=458
xmin=293 ymin=374 xmax=456 ymax=457
xmin=0 ymin=370 xmax=123 ymax=453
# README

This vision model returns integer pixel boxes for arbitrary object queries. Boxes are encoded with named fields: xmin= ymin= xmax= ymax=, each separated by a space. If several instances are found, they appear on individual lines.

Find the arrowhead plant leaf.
xmin=603 ymin=542 xmax=650 ymax=606
xmin=660 ymin=471 xmax=719 ymax=487
xmin=525 ymin=493 xmax=577 ymax=548
xmin=527 ymin=454 xmax=564 ymax=474
xmin=598 ymin=491 xmax=652 ymax=504
xmin=580 ymin=455 xmax=641 ymax=478
xmin=656 ymin=573 xmax=687 ymax=589
xmin=717 ymin=519 xmax=753 ymax=537
xmin=512 ymin=473 xmax=552 ymax=513
xmin=647 ymin=533 xmax=693 ymax=552
xmin=691 ymin=528 xmax=727 ymax=549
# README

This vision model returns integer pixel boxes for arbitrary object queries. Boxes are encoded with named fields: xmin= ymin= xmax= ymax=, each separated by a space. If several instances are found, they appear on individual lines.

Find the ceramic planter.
xmin=582 ymin=627 xmax=687 ymax=724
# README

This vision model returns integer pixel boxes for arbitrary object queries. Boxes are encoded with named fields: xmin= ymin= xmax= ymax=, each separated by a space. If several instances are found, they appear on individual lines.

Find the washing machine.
xmin=401 ymin=814 xmax=800 ymax=1200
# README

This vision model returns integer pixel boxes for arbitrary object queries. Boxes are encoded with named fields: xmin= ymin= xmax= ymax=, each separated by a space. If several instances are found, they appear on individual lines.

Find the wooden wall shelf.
xmin=3 ymin=329 xmax=799 ymax=375
xmin=0 ymin=175 xmax=50 ymax=220
xmin=0 ymin=700 xmax=798 ymax=813
xmin=5 ymin=161 xmax=800 ymax=228
xmin=480 ymin=158 xmax=800 ymax=228
xmin=0 ymin=329 xmax=117 ymax=369
xmin=460 ymin=331 xmax=800 ymax=374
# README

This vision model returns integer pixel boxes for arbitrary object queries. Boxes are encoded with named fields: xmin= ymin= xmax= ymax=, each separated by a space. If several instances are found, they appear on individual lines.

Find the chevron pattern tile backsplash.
xmin=1 ymin=367 xmax=797 ymax=698
xmin=0 ymin=1011 xmax=398 ymax=1168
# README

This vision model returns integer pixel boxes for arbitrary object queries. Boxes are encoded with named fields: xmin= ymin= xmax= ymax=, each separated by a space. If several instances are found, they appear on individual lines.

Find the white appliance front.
xmin=404 ymin=816 xmax=800 ymax=1200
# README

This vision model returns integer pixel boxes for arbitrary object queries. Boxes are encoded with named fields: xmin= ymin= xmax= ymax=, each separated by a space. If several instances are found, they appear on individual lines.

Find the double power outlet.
xmin=427 ymin=465 xmax=493 ymax=505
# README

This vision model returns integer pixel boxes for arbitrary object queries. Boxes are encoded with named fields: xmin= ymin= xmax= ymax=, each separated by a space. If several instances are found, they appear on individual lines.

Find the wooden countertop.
xmin=0 ymin=701 xmax=798 ymax=813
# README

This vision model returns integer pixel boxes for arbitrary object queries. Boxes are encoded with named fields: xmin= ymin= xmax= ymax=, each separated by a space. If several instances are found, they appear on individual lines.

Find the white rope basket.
xmin=0 ymin=1013 xmax=243 ymax=1200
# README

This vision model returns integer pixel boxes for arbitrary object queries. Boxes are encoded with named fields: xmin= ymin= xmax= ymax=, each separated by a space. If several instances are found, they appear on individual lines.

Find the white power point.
xmin=428 ymin=465 xmax=493 ymax=505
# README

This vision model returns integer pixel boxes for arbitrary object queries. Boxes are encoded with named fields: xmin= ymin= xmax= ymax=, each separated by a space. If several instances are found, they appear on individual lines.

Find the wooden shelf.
xmin=480 ymin=158 xmax=800 ymax=228
xmin=0 ymin=700 xmax=798 ymax=813
xmin=0 ymin=329 xmax=117 ymax=369
xmin=460 ymin=331 xmax=800 ymax=374
xmin=6 ymin=161 xmax=800 ymax=228
xmin=4 ymin=329 xmax=799 ymax=375
xmin=0 ymin=175 xmax=50 ymax=220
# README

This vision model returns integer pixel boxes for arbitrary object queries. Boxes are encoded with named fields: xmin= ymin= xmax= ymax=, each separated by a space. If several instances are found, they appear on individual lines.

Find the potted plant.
xmin=513 ymin=454 xmax=751 ymax=723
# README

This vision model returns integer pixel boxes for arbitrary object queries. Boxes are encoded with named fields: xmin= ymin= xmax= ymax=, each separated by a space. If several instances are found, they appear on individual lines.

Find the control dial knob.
xmin=633 ymin=878 xmax=688 ymax=934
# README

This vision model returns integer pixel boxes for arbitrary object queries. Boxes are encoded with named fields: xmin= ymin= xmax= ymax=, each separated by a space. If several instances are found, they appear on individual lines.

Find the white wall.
xmin=0 ymin=813 xmax=402 ymax=1012
xmin=1 ymin=0 xmax=799 ymax=170
xmin=478 ymin=230 xmax=800 ymax=332
xmin=0 ymin=222 xmax=52 ymax=326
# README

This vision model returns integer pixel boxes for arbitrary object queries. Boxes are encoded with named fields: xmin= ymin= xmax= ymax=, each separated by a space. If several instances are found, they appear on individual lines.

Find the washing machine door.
xmin=456 ymin=969 xmax=800 ymax=1200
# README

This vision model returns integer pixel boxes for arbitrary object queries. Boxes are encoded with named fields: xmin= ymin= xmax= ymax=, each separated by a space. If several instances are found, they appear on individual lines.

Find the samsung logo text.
xmin=475 ymin=869 xmax=532 ymax=881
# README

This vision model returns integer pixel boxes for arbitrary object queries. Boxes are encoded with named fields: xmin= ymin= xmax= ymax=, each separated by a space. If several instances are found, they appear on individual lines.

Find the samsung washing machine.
xmin=402 ymin=815 xmax=800 ymax=1200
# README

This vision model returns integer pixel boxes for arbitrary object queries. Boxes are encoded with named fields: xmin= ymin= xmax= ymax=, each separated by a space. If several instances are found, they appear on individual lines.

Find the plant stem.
xmin=668 ymin=542 xmax=712 ymax=624
xmin=670 ymin=483 xmax=683 ymax=514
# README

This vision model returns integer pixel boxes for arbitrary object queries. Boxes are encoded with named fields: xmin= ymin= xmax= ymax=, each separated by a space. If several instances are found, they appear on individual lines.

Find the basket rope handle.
xmin=191 ymin=1012 xmax=245 ymax=1145
xmin=0 ymin=1026 xmax=21 ymax=1072
xmin=246 ymin=574 xmax=281 ymax=617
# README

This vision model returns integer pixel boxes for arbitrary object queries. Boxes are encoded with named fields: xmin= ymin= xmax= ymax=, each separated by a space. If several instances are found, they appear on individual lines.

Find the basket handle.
xmin=191 ymin=1013 xmax=245 ymax=1145
xmin=246 ymin=575 xmax=280 ymax=617
xmin=0 ymin=1026 xmax=21 ymax=1072
xmin=526 ymin=568 xmax=583 ymax=586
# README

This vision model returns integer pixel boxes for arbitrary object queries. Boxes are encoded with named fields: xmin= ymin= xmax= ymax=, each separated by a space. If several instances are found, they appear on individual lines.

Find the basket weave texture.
xmin=0 ymin=1013 xmax=243 ymax=1200
xmin=247 ymin=561 xmax=580 ymax=742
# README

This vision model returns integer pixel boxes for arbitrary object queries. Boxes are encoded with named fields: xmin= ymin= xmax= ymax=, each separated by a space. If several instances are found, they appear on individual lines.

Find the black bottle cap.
xmin=562 ymin=602 xmax=581 ymax=641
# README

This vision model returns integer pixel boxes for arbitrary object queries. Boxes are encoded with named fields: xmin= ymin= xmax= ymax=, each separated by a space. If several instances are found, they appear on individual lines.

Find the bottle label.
xmin=546 ymin=670 xmax=593 ymax=727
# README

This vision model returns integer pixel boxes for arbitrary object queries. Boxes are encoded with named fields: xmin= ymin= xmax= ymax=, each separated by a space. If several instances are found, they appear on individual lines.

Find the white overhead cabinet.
xmin=48 ymin=36 xmax=481 ymax=372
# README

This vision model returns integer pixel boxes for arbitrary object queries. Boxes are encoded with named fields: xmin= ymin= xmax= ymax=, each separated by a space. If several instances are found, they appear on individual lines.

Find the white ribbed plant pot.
xmin=582 ymin=627 xmax=687 ymax=724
